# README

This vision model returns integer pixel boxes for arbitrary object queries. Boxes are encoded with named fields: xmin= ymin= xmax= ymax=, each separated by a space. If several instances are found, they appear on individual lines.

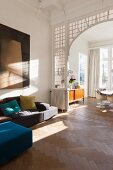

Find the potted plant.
xmin=69 ymin=75 xmax=76 ymax=89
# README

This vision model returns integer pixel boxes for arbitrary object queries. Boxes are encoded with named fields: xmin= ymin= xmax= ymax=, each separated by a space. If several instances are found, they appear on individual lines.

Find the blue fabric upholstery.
xmin=0 ymin=121 xmax=32 ymax=165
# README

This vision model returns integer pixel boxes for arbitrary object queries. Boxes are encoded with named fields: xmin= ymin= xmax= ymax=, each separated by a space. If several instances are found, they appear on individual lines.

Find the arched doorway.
xmin=69 ymin=21 xmax=113 ymax=98
xmin=52 ymin=9 xmax=113 ymax=110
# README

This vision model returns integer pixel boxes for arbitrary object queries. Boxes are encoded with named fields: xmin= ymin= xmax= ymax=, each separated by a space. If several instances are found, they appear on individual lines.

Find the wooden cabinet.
xmin=50 ymin=88 xmax=84 ymax=111
xmin=69 ymin=90 xmax=75 ymax=102
xmin=68 ymin=89 xmax=84 ymax=103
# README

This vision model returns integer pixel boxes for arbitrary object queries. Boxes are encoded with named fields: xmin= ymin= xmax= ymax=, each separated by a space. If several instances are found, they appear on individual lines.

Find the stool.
xmin=0 ymin=121 xmax=32 ymax=165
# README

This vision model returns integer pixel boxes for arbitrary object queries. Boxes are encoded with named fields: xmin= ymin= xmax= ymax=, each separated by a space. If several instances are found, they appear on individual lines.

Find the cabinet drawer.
xmin=68 ymin=89 xmax=84 ymax=103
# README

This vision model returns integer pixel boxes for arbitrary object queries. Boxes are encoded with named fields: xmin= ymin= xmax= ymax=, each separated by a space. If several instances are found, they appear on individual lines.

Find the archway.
xmin=52 ymin=8 xmax=113 ymax=110
xmin=53 ymin=9 xmax=113 ymax=89
xmin=69 ymin=21 xmax=113 ymax=98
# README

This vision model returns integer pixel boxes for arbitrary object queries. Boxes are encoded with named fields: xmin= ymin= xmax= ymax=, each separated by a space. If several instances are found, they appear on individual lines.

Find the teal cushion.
xmin=0 ymin=100 xmax=21 ymax=116
xmin=5 ymin=108 xmax=15 ymax=114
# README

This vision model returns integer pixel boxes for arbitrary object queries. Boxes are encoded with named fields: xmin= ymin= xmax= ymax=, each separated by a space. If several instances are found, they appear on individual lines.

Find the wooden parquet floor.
xmin=1 ymin=98 xmax=113 ymax=170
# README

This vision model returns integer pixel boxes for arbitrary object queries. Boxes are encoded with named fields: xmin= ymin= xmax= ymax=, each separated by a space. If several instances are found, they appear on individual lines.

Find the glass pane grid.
xmin=54 ymin=49 xmax=65 ymax=88
xmin=54 ymin=25 xmax=66 ymax=49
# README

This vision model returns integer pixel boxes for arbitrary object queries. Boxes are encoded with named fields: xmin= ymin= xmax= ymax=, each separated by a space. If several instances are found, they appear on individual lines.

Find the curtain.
xmin=88 ymin=49 xmax=100 ymax=97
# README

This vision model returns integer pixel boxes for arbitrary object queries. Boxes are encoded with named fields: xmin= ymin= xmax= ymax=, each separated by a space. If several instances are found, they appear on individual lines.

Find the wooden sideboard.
xmin=50 ymin=88 xmax=84 ymax=111
xmin=68 ymin=89 xmax=84 ymax=103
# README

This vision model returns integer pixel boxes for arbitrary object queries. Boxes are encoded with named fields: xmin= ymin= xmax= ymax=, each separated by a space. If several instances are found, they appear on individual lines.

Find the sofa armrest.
xmin=35 ymin=102 xmax=50 ymax=111
xmin=41 ymin=103 xmax=50 ymax=110
xmin=0 ymin=116 xmax=12 ymax=123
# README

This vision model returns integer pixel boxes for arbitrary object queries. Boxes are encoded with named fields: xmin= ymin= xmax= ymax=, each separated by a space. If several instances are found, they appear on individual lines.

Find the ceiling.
xmin=18 ymin=0 xmax=113 ymax=24
xmin=18 ymin=0 xmax=71 ymax=10
xmin=19 ymin=0 xmax=113 ymax=12
xmin=80 ymin=21 xmax=113 ymax=43
xmin=18 ymin=1 xmax=113 ymax=44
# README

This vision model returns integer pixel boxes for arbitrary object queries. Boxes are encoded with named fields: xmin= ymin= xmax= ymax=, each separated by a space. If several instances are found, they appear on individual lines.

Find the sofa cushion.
xmin=35 ymin=102 xmax=50 ymax=111
xmin=20 ymin=95 xmax=37 ymax=110
xmin=41 ymin=103 xmax=50 ymax=110
xmin=35 ymin=102 xmax=47 ymax=111
xmin=0 ymin=100 xmax=6 ymax=116
xmin=0 ymin=97 xmax=20 ymax=116
xmin=4 ymin=96 xmax=20 ymax=106
xmin=0 ymin=100 xmax=21 ymax=116
xmin=11 ymin=111 xmax=44 ymax=127
xmin=0 ymin=108 xmax=3 ymax=116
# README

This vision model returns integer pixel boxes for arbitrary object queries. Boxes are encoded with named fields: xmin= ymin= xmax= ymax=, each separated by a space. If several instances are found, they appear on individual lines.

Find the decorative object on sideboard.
xmin=69 ymin=75 xmax=76 ymax=89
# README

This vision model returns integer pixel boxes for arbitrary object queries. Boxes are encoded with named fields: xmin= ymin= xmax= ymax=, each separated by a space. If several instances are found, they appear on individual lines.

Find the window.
xmin=111 ymin=48 xmax=113 ymax=89
xmin=79 ymin=53 xmax=87 ymax=87
xmin=100 ymin=48 xmax=108 ymax=88
xmin=99 ymin=47 xmax=113 ymax=90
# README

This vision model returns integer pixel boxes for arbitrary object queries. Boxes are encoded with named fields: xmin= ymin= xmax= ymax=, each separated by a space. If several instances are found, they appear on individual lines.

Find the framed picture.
xmin=0 ymin=23 xmax=30 ymax=89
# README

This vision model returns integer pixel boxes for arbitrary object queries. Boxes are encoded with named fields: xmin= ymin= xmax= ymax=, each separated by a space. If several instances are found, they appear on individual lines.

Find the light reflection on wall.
xmin=0 ymin=59 xmax=39 ymax=99
xmin=0 ymin=61 xmax=29 ymax=89
xmin=30 ymin=59 xmax=39 ymax=79
xmin=0 ymin=40 xmax=29 ymax=89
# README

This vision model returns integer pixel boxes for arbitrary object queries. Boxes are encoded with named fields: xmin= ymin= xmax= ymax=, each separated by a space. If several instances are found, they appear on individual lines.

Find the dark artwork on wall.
xmin=0 ymin=23 xmax=30 ymax=89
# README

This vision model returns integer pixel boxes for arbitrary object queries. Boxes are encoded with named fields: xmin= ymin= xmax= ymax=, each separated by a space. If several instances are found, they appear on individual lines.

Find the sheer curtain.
xmin=88 ymin=49 xmax=100 ymax=97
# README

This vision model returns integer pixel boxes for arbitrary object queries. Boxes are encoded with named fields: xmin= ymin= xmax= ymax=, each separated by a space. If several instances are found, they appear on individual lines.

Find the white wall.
xmin=89 ymin=39 xmax=113 ymax=49
xmin=0 ymin=0 xmax=51 ymax=103
xmin=69 ymin=36 xmax=89 ymax=96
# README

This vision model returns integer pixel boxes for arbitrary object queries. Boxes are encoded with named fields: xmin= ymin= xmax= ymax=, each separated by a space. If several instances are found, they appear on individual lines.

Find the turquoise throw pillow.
xmin=0 ymin=100 xmax=21 ymax=116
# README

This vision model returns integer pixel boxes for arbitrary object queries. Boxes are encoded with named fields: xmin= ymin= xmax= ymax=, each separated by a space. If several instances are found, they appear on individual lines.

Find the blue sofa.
xmin=0 ymin=121 xmax=32 ymax=165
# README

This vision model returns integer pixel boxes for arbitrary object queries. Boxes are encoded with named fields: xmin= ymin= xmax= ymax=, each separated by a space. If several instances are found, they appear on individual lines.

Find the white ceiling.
xmin=17 ymin=0 xmax=113 ymax=43
xmin=18 ymin=0 xmax=113 ymax=43
xmin=28 ymin=0 xmax=113 ymax=10
xmin=19 ymin=0 xmax=113 ymax=12
xmin=18 ymin=0 xmax=71 ymax=10
xmin=80 ymin=21 xmax=113 ymax=43
xmin=18 ymin=0 xmax=113 ymax=24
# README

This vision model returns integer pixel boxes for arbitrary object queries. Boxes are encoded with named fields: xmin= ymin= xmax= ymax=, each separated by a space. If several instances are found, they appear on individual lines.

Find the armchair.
xmin=96 ymin=89 xmax=107 ymax=108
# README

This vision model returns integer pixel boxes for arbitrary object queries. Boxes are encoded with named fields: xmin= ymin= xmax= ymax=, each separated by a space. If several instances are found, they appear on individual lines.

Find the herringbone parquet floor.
xmin=1 ymin=98 xmax=113 ymax=170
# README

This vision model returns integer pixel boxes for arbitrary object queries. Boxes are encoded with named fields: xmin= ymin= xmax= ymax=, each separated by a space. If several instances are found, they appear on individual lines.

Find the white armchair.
xmin=96 ymin=89 xmax=107 ymax=108
xmin=107 ymin=95 xmax=113 ymax=102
